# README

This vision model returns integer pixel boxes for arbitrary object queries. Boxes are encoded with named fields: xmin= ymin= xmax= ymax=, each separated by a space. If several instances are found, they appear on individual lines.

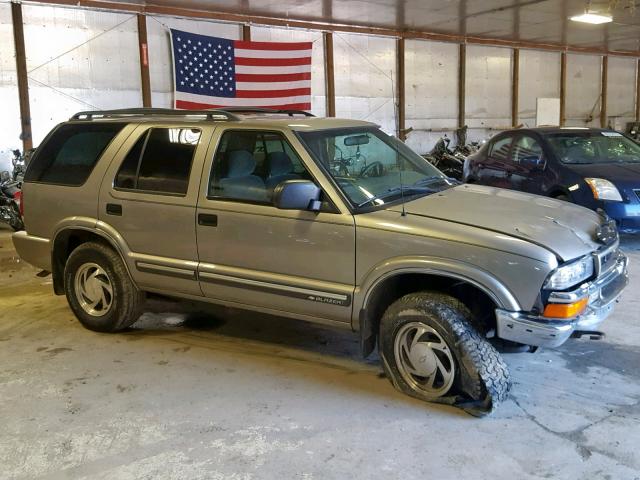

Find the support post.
xmin=560 ymin=52 xmax=567 ymax=127
xmin=458 ymin=43 xmax=466 ymax=129
xmin=242 ymin=24 xmax=251 ymax=41
xmin=512 ymin=48 xmax=519 ymax=127
xmin=11 ymin=2 xmax=32 ymax=151
xmin=600 ymin=55 xmax=608 ymax=128
xmin=137 ymin=14 xmax=151 ymax=107
xmin=397 ymin=37 xmax=406 ymax=140
xmin=324 ymin=32 xmax=336 ymax=117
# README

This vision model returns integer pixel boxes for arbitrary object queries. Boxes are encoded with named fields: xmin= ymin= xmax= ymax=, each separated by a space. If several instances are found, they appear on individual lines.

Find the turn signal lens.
xmin=543 ymin=298 xmax=588 ymax=319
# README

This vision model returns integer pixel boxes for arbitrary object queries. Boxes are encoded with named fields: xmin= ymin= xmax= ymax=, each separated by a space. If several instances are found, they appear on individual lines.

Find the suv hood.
xmin=389 ymin=184 xmax=602 ymax=261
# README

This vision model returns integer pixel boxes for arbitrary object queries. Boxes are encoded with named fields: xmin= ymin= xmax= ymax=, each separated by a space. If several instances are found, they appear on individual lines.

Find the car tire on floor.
xmin=378 ymin=291 xmax=510 ymax=414
xmin=64 ymin=241 xmax=143 ymax=332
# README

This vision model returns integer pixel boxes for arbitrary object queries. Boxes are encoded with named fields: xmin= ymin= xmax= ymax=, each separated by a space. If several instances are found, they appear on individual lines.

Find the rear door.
xmin=478 ymin=133 xmax=515 ymax=188
xmin=99 ymin=123 xmax=213 ymax=296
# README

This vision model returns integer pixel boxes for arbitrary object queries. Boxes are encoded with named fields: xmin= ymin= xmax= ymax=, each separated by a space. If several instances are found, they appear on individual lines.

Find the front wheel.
xmin=64 ymin=242 xmax=144 ymax=332
xmin=379 ymin=292 xmax=510 ymax=415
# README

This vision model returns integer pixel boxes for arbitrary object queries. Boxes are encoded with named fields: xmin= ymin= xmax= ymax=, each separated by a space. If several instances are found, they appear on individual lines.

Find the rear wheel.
xmin=379 ymin=292 xmax=510 ymax=414
xmin=64 ymin=242 xmax=143 ymax=332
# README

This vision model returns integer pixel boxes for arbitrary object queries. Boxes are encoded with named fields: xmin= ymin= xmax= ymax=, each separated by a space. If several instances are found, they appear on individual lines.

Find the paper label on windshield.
xmin=601 ymin=131 xmax=622 ymax=137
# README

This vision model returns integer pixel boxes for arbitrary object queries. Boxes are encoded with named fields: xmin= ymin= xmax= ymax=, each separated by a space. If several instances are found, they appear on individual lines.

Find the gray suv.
xmin=13 ymin=108 xmax=629 ymax=415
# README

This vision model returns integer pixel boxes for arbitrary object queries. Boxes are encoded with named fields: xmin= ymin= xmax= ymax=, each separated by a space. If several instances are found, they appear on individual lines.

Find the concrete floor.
xmin=1 ymin=225 xmax=639 ymax=480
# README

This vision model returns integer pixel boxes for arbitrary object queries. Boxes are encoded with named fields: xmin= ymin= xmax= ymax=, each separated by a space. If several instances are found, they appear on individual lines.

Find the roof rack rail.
xmin=70 ymin=108 xmax=240 ymax=121
xmin=220 ymin=107 xmax=315 ymax=117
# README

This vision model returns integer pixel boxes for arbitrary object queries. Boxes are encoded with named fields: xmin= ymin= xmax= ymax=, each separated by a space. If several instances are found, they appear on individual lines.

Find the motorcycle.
xmin=0 ymin=149 xmax=26 ymax=231
xmin=424 ymin=135 xmax=465 ymax=180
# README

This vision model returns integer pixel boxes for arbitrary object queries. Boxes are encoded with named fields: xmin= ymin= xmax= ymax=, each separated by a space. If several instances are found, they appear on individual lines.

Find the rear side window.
xmin=489 ymin=135 xmax=513 ymax=162
xmin=25 ymin=123 xmax=125 ymax=186
xmin=114 ymin=128 xmax=201 ymax=195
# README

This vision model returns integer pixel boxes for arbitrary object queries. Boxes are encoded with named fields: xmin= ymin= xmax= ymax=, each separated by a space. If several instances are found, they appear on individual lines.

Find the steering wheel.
xmin=360 ymin=161 xmax=384 ymax=178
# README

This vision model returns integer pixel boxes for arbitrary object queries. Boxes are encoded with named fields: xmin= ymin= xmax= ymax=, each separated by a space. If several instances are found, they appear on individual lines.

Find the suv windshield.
xmin=547 ymin=131 xmax=640 ymax=164
xmin=298 ymin=127 xmax=455 ymax=208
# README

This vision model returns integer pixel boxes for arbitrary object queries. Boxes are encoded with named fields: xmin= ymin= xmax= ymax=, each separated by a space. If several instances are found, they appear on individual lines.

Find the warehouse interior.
xmin=1 ymin=1 xmax=640 ymax=479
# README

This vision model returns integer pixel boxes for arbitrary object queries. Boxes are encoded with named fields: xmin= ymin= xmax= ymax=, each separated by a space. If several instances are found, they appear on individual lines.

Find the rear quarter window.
xmin=25 ymin=122 xmax=126 ymax=186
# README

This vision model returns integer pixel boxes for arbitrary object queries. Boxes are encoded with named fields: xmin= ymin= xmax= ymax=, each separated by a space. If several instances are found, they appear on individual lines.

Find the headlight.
xmin=584 ymin=178 xmax=622 ymax=201
xmin=544 ymin=255 xmax=594 ymax=290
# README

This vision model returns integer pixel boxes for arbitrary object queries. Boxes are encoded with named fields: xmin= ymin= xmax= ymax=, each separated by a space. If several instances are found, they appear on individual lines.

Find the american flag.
xmin=170 ymin=29 xmax=312 ymax=111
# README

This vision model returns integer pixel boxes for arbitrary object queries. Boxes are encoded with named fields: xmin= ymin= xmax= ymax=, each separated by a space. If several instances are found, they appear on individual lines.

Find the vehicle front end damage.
xmin=496 ymin=240 xmax=628 ymax=348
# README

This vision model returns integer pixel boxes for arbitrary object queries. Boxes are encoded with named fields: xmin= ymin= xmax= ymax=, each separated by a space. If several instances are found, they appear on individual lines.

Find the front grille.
xmin=595 ymin=243 xmax=619 ymax=276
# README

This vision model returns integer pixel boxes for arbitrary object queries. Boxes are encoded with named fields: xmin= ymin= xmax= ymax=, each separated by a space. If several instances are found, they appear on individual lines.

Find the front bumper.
xmin=496 ymin=251 xmax=628 ymax=348
xmin=602 ymin=201 xmax=640 ymax=233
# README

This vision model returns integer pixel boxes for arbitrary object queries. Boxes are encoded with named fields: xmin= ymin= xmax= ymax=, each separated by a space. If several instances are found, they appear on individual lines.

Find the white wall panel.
xmin=607 ymin=56 xmax=636 ymax=129
xmin=251 ymin=26 xmax=326 ymax=117
xmin=333 ymin=33 xmax=396 ymax=135
xmin=147 ymin=16 xmax=241 ymax=108
xmin=565 ymin=53 xmax=601 ymax=127
xmin=0 ymin=1 xmax=21 ymax=169
xmin=465 ymin=45 xmax=512 ymax=142
xmin=22 ymin=4 xmax=142 ymax=145
xmin=518 ymin=49 xmax=561 ymax=127
xmin=404 ymin=39 xmax=458 ymax=154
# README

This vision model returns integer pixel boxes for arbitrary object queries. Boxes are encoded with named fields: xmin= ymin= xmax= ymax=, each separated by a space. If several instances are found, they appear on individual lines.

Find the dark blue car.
xmin=463 ymin=127 xmax=640 ymax=233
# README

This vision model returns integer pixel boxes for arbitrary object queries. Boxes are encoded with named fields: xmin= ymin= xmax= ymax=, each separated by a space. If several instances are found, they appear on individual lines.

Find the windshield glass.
xmin=298 ymin=127 xmax=456 ymax=208
xmin=547 ymin=131 xmax=640 ymax=164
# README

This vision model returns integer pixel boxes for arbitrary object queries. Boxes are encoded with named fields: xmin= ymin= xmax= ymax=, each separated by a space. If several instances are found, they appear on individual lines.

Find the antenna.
xmin=390 ymin=68 xmax=407 ymax=217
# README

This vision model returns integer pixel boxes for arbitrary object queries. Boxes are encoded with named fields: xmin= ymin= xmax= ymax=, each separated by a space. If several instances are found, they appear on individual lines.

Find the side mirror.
xmin=520 ymin=155 xmax=546 ymax=171
xmin=273 ymin=180 xmax=322 ymax=211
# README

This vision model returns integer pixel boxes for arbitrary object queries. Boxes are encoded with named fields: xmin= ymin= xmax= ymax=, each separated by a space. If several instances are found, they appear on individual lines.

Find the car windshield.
xmin=547 ymin=131 xmax=640 ymax=164
xmin=298 ymin=127 xmax=456 ymax=209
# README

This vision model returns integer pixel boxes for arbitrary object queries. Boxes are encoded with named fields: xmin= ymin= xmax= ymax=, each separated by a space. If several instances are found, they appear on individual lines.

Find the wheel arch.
xmin=357 ymin=266 xmax=519 ymax=358
xmin=51 ymin=223 xmax=134 ymax=295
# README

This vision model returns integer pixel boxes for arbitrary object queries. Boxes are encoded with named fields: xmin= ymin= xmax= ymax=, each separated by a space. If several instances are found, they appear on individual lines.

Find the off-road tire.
xmin=64 ymin=241 xmax=143 ymax=332
xmin=379 ymin=291 xmax=510 ymax=410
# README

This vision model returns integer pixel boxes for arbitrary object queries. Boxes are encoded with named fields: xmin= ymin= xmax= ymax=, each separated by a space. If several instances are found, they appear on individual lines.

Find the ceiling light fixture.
xmin=570 ymin=1 xmax=613 ymax=24
xmin=570 ymin=12 xmax=613 ymax=24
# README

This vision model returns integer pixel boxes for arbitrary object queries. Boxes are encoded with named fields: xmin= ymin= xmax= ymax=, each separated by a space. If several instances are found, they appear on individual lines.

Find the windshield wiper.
xmin=413 ymin=175 xmax=460 ymax=187
xmin=357 ymin=186 xmax=433 ymax=208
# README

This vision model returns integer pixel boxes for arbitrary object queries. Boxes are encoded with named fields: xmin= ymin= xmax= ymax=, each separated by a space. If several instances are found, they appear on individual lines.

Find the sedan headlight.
xmin=585 ymin=178 xmax=623 ymax=201
xmin=544 ymin=255 xmax=594 ymax=290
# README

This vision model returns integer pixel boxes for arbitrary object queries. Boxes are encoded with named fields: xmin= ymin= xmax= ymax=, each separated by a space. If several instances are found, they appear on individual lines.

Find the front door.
xmin=99 ymin=124 xmax=212 ymax=296
xmin=195 ymin=127 xmax=356 ymax=324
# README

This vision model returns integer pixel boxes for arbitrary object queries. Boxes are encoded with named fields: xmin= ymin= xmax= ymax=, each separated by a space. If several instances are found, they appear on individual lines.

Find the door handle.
xmin=198 ymin=213 xmax=218 ymax=227
xmin=106 ymin=203 xmax=122 ymax=216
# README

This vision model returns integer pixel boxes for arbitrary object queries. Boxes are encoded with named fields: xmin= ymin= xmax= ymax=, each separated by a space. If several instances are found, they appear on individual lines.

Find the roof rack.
xmin=71 ymin=108 xmax=240 ymax=121
xmin=220 ymin=107 xmax=315 ymax=117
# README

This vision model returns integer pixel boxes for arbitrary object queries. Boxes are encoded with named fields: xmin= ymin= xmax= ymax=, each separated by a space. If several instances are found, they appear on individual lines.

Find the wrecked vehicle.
xmin=13 ymin=108 xmax=629 ymax=415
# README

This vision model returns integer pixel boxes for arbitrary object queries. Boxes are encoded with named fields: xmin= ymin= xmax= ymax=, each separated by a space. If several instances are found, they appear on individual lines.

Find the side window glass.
xmin=513 ymin=136 xmax=543 ymax=164
xmin=209 ymin=130 xmax=311 ymax=203
xmin=114 ymin=128 xmax=201 ymax=195
xmin=489 ymin=136 xmax=512 ymax=162
xmin=25 ymin=123 xmax=125 ymax=186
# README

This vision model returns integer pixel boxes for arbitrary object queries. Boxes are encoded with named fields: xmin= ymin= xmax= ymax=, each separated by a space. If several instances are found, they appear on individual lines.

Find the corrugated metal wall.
xmin=565 ymin=53 xmax=602 ymax=127
xmin=22 ymin=4 xmax=142 ymax=145
xmin=607 ymin=56 xmax=636 ymax=130
xmin=1 ymin=2 xmax=639 ymax=154
xmin=465 ymin=45 xmax=513 ymax=143
xmin=333 ymin=33 xmax=397 ymax=135
xmin=404 ymin=40 xmax=458 ymax=154
xmin=518 ymin=49 xmax=561 ymax=127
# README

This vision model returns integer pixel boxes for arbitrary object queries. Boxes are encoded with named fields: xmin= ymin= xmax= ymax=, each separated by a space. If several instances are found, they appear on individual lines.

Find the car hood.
xmin=563 ymin=162 xmax=640 ymax=186
xmin=388 ymin=184 xmax=603 ymax=261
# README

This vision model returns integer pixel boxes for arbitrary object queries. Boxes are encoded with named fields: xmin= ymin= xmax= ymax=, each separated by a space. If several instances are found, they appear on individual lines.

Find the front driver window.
xmin=513 ymin=136 xmax=543 ymax=164
xmin=209 ymin=130 xmax=311 ymax=204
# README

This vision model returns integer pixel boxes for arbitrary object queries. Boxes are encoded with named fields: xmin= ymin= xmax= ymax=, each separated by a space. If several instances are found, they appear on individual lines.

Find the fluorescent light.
xmin=570 ymin=12 xmax=612 ymax=24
